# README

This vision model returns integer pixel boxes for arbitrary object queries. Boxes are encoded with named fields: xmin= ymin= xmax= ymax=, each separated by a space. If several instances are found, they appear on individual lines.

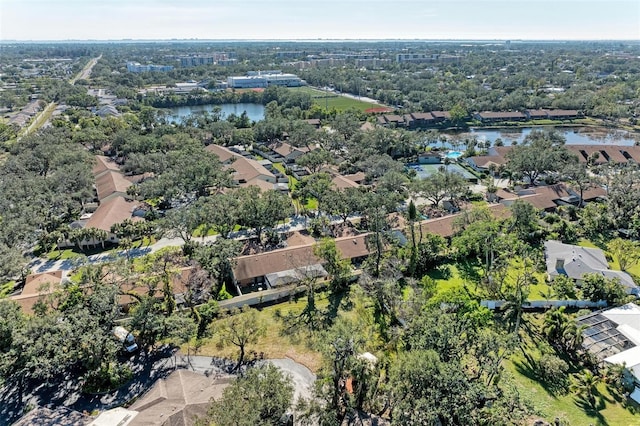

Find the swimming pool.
xmin=445 ymin=151 xmax=464 ymax=159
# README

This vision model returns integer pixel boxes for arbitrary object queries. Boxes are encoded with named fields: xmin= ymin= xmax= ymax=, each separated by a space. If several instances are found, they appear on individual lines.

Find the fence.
xmin=481 ymin=299 xmax=608 ymax=311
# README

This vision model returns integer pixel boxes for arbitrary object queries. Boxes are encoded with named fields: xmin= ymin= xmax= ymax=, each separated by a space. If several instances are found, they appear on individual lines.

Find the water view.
xmin=162 ymin=103 xmax=265 ymax=124
xmin=426 ymin=127 xmax=639 ymax=149
xmin=467 ymin=127 xmax=639 ymax=146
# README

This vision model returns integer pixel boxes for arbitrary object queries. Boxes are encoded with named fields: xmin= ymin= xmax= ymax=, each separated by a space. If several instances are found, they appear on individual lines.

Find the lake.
xmin=459 ymin=127 xmax=639 ymax=147
xmin=162 ymin=103 xmax=265 ymax=124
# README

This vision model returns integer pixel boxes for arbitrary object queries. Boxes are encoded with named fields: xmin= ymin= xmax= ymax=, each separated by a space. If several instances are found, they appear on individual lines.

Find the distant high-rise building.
xmin=179 ymin=53 xmax=236 ymax=67
xmin=126 ymin=62 xmax=173 ymax=73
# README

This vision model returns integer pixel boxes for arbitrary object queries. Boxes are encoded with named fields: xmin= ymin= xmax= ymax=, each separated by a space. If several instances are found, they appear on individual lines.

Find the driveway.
xmin=265 ymin=358 xmax=316 ymax=403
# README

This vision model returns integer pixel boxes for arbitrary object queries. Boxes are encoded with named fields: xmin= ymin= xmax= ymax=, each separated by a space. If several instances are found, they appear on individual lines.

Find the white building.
xmin=578 ymin=303 xmax=640 ymax=403
xmin=227 ymin=71 xmax=305 ymax=89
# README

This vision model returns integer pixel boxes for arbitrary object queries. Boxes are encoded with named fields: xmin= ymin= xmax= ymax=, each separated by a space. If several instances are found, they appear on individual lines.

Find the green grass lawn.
xmin=289 ymin=86 xmax=379 ymax=112
xmin=425 ymin=259 xmax=554 ymax=301
xmin=505 ymin=313 xmax=640 ymax=425
xmin=578 ymin=238 xmax=640 ymax=278
xmin=0 ymin=281 xmax=15 ymax=297
xmin=188 ymin=292 xmax=335 ymax=372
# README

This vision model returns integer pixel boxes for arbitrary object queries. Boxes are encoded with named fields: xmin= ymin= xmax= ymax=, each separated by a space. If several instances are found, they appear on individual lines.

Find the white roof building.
xmin=579 ymin=303 xmax=640 ymax=403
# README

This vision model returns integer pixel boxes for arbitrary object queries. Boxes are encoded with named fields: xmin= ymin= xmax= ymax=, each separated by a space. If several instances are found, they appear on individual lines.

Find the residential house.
xmin=465 ymin=155 xmax=506 ymax=173
xmin=409 ymin=112 xmax=436 ymax=128
xmin=577 ymin=303 xmax=640 ymax=403
xmin=431 ymin=111 xmax=451 ymax=123
xmin=342 ymin=171 xmax=367 ymax=185
xmin=127 ymin=369 xmax=232 ymax=426
xmin=474 ymin=111 xmax=526 ymax=123
xmin=10 ymin=271 xmax=64 ymax=314
xmin=232 ymin=234 xmax=370 ymax=290
xmin=269 ymin=142 xmax=312 ymax=164
xmin=486 ymin=144 xmax=640 ymax=166
xmin=206 ymin=144 xmax=278 ymax=190
xmin=305 ymin=118 xmax=322 ymax=128
xmin=544 ymin=240 xmax=638 ymax=294
xmin=12 ymin=266 xmax=198 ymax=315
xmin=83 ymin=196 xmax=143 ymax=238
xmin=330 ymin=173 xmax=361 ymax=190
xmin=414 ymin=204 xmax=511 ymax=239
xmin=546 ymin=109 xmax=580 ymax=120
xmin=497 ymin=184 xmax=607 ymax=212
xmin=95 ymin=171 xmax=133 ymax=202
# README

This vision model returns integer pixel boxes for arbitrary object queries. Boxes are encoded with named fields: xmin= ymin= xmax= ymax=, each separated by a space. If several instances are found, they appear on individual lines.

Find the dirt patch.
xmin=365 ymin=107 xmax=394 ymax=114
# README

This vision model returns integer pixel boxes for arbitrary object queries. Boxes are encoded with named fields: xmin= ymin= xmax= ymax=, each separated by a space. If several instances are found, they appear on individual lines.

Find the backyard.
xmin=506 ymin=313 xmax=640 ymax=425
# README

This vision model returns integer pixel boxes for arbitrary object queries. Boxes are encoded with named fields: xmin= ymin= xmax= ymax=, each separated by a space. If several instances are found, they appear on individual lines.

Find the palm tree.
xmin=542 ymin=306 xmax=570 ymax=348
xmin=571 ymin=370 xmax=600 ymax=408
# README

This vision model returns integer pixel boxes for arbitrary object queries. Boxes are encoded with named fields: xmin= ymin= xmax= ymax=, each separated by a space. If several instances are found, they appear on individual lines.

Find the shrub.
xmin=536 ymin=354 xmax=569 ymax=394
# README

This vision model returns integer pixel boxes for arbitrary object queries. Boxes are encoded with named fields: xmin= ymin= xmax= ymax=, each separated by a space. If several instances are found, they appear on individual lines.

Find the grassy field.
xmin=289 ymin=86 xmax=380 ymax=112
xmin=426 ymin=259 xmax=554 ymax=301
xmin=506 ymin=313 xmax=640 ymax=425
xmin=188 ymin=293 xmax=341 ymax=372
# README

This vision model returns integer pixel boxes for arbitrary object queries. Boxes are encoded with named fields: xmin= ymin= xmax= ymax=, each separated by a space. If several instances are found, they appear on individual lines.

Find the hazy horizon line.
xmin=2 ymin=38 xmax=639 ymax=43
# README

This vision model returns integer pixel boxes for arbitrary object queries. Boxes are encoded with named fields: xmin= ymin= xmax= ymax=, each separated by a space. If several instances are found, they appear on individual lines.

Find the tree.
xmin=200 ymin=364 xmax=294 ymax=426
xmin=449 ymin=103 xmax=469 ymax=128
xmin=565 ymin=162 xmax=595 ymax=206
xmin=296 ymin=149 xmax=333 ymax=173
xmin=298 ymin=318 xmax=366 ymax=425
xmin=543 ymin=306 xmax=575 ymax=352
xmin=216 ymin=306 xmax=266 ymax=371
xmin=607 ymin=238 xmax=640 ymax=272
xmin=506 ymin=199 xmax=540 ymax=240
xmin=414 ymin=233 xmax=447 ymax=278
xmin=607 ymin=164 xmax=640 ymax=230
xmin=505 ymin=130 xmax=577 ymax=185
xmin=580 ymin=273 xmax=627 ymax=306
xmin=294 ymin=173 xmax=333 ymax=215
xmin=314 ymin=238 xmax=352 ymax=293
xmin=238 ymin=187 xmax=293 ymax=243
xmin=552 ymin=274 xmax=577 ymax=299
xmin=570 ymin=370 xmax=600 ymax=408
xmin=199 ymin=192 xmax=240 ymax=239
xmin=192 ymin=238 xmax=242 ymax=296
xmin=321 ymin=187 xmax=365 ymax=224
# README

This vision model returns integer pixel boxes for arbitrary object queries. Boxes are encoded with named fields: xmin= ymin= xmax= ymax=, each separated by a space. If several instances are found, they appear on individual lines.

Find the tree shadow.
xmin=573 ymin=394 xmax=609 ymax=426
xmin=455 ymin=259 xmax=483 ymax=287
xmin=323 ymin=290 xmax=350 ymax=328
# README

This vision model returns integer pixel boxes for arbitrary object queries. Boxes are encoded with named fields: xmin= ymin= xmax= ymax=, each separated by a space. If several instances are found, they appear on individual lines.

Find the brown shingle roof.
xmin=331 ymin=174 xmax=360 ymax=189
xmin=477 ymin=111 xmax=526 ymax=120
xmin=84 ymin=196 xmax=141 ymax=232
xmin=93 ymin=155 xmax=121 ymax=177
xmin=271 ymin=142 xmax=310 ymax=157
xmin=468 ymin=155 xmax=506 ymax=168
xmin=10 ymin=271 xmax=64 ymax=314
xmin=95 ymin=170 xmax=132 ymax=201
xmin=21 ymin=271 xmax=63 ymax=296
xmin=546 ymin=109 xmax=579 ymax=117
xmin=410 ymin=112 xmax=435 ymax=121
xmin=205 ymin=144 xmax=237 ymax=163
xmin=233 ymin=234 xmax=370 ymax=283
xmin=228 ymin=156 xmax=275 ymax=185
xmin=416 ymin=204 xmax=510 ymax=238
xmin=343 ymin=171 xmax=366 ymax=184
xmin=128 ymin=370 xmax=231 ymax=426
xmin=360 ymin=122 xmax=375 ymax=131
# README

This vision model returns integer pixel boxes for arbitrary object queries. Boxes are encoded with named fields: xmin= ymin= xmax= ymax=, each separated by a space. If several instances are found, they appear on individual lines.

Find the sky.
xmin=1 ymin=0 xmax=639 ymax=41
